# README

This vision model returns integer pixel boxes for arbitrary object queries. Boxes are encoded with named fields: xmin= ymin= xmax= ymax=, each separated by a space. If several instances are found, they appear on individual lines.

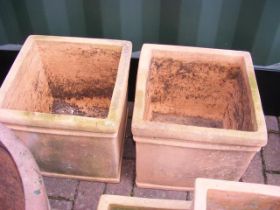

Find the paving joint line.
xmin=185 ymin=191 xmax=190 ymax=201
xmin=130 ymin=162 xmax=136 ymax=197
xmin=48 ymin=195 xmax=73 ymax=202
xmin=71 ymin=180 xmax=80 ymax=210
xmin=265 ymin=170 xmax=280 ymax=175
xmin=102 ymin=182 xmax=107 ymax=195
xmin=268 ymin=130 xmax=280 ymax=135
xmin=260 ymin=148 xmax=268 ymax=184
xmin=123 ymin=156 xmax=135 ymax=161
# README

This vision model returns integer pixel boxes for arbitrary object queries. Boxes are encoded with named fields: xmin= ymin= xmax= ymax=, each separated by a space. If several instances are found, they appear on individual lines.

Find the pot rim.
xmin=132 ymin=44 xmax=267 ymax=147
xmin=0 ymin=35 xmax=132 ymax=134
xmin=97 ymin=194 xmax=191 ymax=210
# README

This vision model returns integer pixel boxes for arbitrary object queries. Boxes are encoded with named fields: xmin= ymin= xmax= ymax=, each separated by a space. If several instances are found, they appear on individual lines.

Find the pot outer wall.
xmin=135 ymin=139 xmax=257 ymax=190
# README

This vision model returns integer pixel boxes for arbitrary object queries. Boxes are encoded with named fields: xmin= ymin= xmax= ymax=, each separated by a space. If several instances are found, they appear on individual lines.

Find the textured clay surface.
xmin=3 ymin=41 xmax=121 ymax=118
xmin=146 ymin=57 xmax=254 ymax=131
xmin=207 ymin=190 xmax=280 ymax=210
xmin=0 ymin=145 xmax=24 ymax=210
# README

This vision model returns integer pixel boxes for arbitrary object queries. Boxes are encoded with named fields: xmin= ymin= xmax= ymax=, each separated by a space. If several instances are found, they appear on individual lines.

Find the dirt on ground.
xmin=0 ymin=145 xmax=24 ymax=210
xmin=146 ymin=57 xmax=254 ymax=131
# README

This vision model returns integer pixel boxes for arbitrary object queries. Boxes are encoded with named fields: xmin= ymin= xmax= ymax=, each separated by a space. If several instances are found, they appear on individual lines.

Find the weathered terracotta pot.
xmin=0 ymin=123 xmax=50 ymax=210
xmin=132 ymin=44 xmax=267 ymax=190
xmin=97 ymin=195 xmax=191 ymax=210
xmin=193 ymin=178 xmax=280 ymax=210
xmin=0 ymin=35 xmax=132 ymax=182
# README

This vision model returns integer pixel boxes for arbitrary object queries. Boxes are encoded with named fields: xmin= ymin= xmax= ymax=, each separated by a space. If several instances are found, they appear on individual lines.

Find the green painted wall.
xmin=0 ymin=0 xmax=279 ymax=65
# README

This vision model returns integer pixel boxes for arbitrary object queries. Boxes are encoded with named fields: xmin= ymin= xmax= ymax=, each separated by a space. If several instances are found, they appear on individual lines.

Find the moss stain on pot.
xmin=29 ymin=135 xmax=115 ymax=178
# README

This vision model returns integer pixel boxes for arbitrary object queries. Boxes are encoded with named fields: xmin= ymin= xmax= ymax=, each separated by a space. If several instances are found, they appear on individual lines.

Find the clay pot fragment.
xmin=0 ymin=123 xmax=50 ymax=210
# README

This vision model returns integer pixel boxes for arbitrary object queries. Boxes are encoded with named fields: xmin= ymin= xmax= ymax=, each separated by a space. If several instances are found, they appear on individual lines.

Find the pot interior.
xmin=145 ymin=51 xmax=256 ymax=131
xmin=0 ymin=144 xmax=24 ymax=210
xmin=207 ymin=189 xmax=280 ymax=210
xmin=2 ymin=40 xmax=122 ymax=118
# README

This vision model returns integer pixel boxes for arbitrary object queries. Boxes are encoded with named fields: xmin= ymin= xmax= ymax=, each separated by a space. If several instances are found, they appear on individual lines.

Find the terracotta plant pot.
xmin=0 ymin=123 xmax=50 ymax=210
xmin=193 ymin=178 xmax=280 ymax=210
xmin=97 ymin=195 xmax=191 ymax=210
xmin=0 ymin=35 xmax=132 ymax=182
xmin=132 ymin=44 xmax=267 ymax=190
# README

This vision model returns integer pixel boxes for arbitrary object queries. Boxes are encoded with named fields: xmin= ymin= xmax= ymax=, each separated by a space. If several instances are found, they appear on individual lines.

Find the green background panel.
xmin=0 ymin=0 xmax=279 ymax=65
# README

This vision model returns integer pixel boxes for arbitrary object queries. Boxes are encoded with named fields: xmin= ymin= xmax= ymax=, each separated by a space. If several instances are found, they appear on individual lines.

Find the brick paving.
xmin=44 ymin=177 xmax=79 ymax=200
xmin=43 ymin=107 xmax=280 ymax=210
xmin=133 ymin=187 xmax=188 ymax=200
xmin=49 ymin=199 xmax=73 ymax=210
xmin=263 ymin=133 xmax=280 ymax=171
xmin=73 ymin=182 xmax=105 ymax=210
xmin=241 ymin=152 xmax=264 ymax=184
xmin=105 ymin=160 xmax=134 ymax=196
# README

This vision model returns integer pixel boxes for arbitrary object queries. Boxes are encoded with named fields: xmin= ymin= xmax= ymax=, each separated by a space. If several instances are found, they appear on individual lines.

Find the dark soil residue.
xmin=51 ymin=99 xmax=108 ymax=118
xmin=0 ymin=144 xmax=24 ymax=210
xmin=51 ymin=99 xmax=86 ymax=116
xmin=146 ymin=57 xmax=254 ymax=131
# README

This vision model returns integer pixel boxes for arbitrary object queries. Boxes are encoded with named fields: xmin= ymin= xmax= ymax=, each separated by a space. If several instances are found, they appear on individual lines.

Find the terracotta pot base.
xmin=135 ymin=180 xmax=193 ymax=191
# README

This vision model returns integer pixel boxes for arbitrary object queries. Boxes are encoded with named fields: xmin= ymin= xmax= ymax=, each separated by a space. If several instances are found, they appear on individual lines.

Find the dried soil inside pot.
xmin=146 ymin=56 xmax=255 ymax=131
xmin=2 ymin=41 xmax=121 ymax=118
xmin=0 ymin=145 xmax=24 ymax=210
xmin=207 ymin=189 xmax=280 ymax=210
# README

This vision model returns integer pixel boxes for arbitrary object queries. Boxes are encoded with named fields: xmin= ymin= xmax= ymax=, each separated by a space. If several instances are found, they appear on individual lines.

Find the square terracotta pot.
xmin=97 ymin=195 xmax=191 ymax=210
xmin=193 ymin=178 xmax=280 ymax=210
xmin=132 ymin=44 xmax=267 ymax=190
xmin=0 ymin=35 xmax=132 ymax=182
